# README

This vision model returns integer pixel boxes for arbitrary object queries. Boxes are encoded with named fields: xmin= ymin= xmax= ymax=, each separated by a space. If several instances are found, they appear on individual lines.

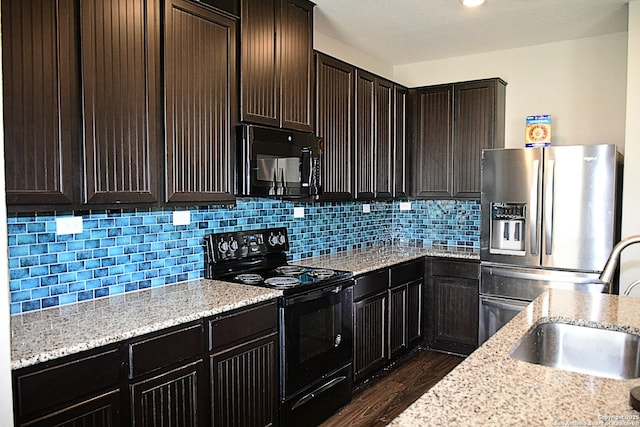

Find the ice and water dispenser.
xmin=490 ymin=203 xmax=526 ymax=255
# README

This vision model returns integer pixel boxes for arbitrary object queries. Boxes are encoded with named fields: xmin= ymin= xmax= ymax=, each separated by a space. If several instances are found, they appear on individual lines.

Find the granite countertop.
xmin=391 ymin=289 xmax=640 ymax=426
xmin=10 ymin=279 xmax=281 ymax=370
xmin=295 ymin=244 xmax=479 ymax=276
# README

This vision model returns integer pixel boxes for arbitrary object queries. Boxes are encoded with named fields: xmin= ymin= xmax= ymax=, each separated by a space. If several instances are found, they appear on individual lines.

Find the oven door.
xmin=281 ymin=282 xmax=353 ymax=397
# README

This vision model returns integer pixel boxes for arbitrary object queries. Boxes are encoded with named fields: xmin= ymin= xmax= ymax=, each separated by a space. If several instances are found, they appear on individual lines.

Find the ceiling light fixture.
xmin=461 ymin=0 xmax=486 ymax=7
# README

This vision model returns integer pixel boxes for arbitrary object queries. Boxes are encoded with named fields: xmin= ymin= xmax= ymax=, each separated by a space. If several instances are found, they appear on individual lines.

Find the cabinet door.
xmin=280 ymin=0 xmax=314 ymax=132
xmin=80 ymin=0 xmax=161 ymax=204
xmin=393 ymin=85 xmax=409 ymax=199
xmin=375 ymin=78 xmax=394 ymax=199
xmin=354 ymin=70 xmax=375 ymax=200
xmin=1 ymin=0 xmax=78 ymax=206
xmin=452 ymin=79 xmax=506 ymax=198
xmin=388 ymin=285 xmax=407 ymax=358
xmin=315 ymin=53 xmax=354 ymax=200
xmin=353 ymin=292 xmax=387 ymax=382
xmin=412 ymin=85 xmax=453 ymax=198
xmin=406 ymin=280 xmax=423 ymax=345
xmin=164 ymin=0 xmax=237 ymax=203
xmin=240 ymin=0 xmax=278 ymax=127
xmin=19 ymin=391 xmax=121 ymax=427
xmin=211 ymin=334 xmax=278 ymax=427
xmin=131 ymin=361 xmax=205 ymax=427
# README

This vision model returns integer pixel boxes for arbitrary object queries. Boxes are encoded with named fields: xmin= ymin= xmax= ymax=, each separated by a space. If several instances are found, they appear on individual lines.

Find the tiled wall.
xmin=7 ymin=198 xmax=479 ymax=314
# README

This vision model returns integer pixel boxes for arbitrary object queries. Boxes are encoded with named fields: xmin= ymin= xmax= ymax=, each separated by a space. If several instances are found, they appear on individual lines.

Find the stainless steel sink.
xmin=508 ymin=322 xmax=640 ymax=379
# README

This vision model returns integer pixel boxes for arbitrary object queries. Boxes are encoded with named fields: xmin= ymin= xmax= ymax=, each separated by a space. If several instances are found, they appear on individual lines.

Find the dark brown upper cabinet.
xmin=163 ymin=0 xmax=237 ymax=204
xmin=393 ymin=85 xmax=409 ymax=199
xmin=240 ymin=0 xmax=315 ymax=132
xmin=1 ymin=0 xmax=79 ymax=207
xmin=80 ymin=0 xmax=162 ymax=205
xmin=412 ymin=78 xmax=506 ymax=199
xmin=375 ymin=78 xmax=394 ymax=200
xmin=315 ymin=53 xmax=355 ymax=200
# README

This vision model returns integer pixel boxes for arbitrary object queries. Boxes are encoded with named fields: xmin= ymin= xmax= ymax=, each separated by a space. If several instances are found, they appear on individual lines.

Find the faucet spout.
xmin=599 ymin=235 xmax=640 ymax=289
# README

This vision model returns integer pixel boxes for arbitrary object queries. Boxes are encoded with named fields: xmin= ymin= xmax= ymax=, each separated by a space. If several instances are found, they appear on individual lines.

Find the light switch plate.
xmin=293 ymin=207 xmax=305 ymax=218
xmin=56 ymin=216 xmax=83 ymax=235
xmin=362 ymin=204 xmax=371 ymax=213
xmin=173 ymin=210 xmax=191 ymax=226
xmin=399 ymin=202 xmax=412 ymax=211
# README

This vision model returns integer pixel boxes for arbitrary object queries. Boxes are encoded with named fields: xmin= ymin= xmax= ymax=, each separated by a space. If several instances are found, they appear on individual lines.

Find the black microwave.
xmin=236 ymin=125 xmax=323 ymax=199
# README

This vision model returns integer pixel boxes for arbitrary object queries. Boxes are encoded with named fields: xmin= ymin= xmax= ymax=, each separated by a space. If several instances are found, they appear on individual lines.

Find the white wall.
xmin=394 ymin=33 xmax=628 ymax=152
xmin=621 ymin=2 xmax=640 ymax=295
xmin=0 ymin=7 xmax=14 ymax=424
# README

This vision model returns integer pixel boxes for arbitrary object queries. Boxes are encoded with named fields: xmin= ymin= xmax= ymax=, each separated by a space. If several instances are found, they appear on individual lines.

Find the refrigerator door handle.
xmin=530 ymin=159 xmax=540 ymax=254
xmin=544 ymin=159 xmax=555 ymax=255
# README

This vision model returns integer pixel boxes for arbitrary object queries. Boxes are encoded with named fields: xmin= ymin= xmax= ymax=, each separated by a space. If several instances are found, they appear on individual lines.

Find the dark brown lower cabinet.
xmin=389 ymin=259 xmax=424 ymax=359
xmin=208 ymin=301 xmax=279 ymax=427
xmin=13 ymin=301 xmax=279 ymax=427
xmin=429 ymin=258 xmax=480 ymax=355
xmin=352 ymin=269 xmax=388 ymax=382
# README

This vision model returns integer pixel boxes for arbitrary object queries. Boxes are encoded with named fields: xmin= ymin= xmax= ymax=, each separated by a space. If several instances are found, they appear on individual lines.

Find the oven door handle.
xmin=284 ymin=285 xmax=343 ymax=306
xmin=291 ymin=375 xmax=348 ymax=411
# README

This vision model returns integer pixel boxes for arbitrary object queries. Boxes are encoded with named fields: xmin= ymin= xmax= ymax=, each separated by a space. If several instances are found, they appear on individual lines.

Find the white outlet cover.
xmin=293 ymin=207 xmax=305 ymax=218
xmin=56 ymin=216 xmax=83 ymax=235
xmin=173 ymin=210 xmax=191 ymax=226
xmin=399 ymin=202 xmax=412 ymax=211
xmin=362 ymin=204 xmax=371 ymax=213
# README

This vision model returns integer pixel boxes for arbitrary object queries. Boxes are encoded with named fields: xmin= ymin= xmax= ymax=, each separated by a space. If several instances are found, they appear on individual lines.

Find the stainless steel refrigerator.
xmin=479 ymin=144 xmax=623 ymax=343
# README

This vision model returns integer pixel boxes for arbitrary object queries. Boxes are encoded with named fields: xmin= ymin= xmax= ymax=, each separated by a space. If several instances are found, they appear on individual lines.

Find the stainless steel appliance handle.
xmin=300 ymin=147 xmax=312 ymax=187
xmin=480 ymin=295 xmax=530 ymax=312
xmin=544 ymin=159 xmax=555 ymax=255
xmin=530 ymin=159 xmax=540 ymax=254
xmin=484 ymin=266 xmax=596 ymax=284
xmin=291 ymin=375 xmax=348 ymax=411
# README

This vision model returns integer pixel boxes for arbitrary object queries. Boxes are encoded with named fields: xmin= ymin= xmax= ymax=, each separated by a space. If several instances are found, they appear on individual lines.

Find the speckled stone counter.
xmin=10 ymin=279 xmax=281 ymax=370
xmin=296 ymin=244 xmax=479 ymax=276
xmin=390 ymin=289 xmax=640 ymax=426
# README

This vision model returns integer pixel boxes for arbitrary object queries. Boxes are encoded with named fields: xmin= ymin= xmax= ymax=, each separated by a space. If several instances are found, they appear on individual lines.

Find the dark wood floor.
xmin=320 ymin=348 xmax=464 ymax=427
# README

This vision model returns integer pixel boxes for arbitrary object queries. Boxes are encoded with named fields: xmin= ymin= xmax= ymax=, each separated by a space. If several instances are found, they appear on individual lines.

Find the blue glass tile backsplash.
xmin=7 ymin=198 xmax=479 ymax=314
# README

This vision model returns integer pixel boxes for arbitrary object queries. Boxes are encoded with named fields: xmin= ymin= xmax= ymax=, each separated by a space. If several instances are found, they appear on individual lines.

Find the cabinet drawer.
xmin=353 ymin=269 xmax=389 ymax=301
xmin=209 ymin=301 xmax=278 ymax=351
xmin=431 ymin=259 xmax=479 ymax=280
xmin=14 ymin=348 xmax=120 ymax=420
xmin=390 ymin=259 xmax=424 ymax=287
xmin=128 ymin=323 xmax=203 ymax=378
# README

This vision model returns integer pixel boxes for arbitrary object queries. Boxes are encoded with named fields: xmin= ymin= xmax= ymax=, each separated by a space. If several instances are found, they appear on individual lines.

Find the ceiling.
xmin=313 ymin=0 xmax=630 ymax=66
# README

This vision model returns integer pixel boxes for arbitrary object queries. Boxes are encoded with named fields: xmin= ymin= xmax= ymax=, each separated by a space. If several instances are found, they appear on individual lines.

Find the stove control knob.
xmin=218 ymin=240 xmax=229 ymax=253
xmin=278 ymin=233 xmax=286 ymax=245
xmin=268 ymin=234 xmax=279 ymax=246
xmin=229 ymin=239 xmax=239 ymax=251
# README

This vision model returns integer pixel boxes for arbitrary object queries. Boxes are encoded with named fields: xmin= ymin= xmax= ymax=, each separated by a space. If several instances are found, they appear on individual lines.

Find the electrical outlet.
xmin=56 ymin=216 xmax=83 ymax=235
xmin=363 ymin=204 xmax=371 ymax=213
xmin=293 ymin=207 xmax=305 ymax=218
xmin=399 ymin=202 xmax=412 ymax=211
xmin=173 ymin=210 xmax=191 ymax=226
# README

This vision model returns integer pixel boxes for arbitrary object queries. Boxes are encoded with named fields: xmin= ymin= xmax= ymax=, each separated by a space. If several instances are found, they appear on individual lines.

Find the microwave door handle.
xmin=544 ymin=159 xmax=555 ymax=255
xmin=300 ymin=148 xmax=312 ymax=187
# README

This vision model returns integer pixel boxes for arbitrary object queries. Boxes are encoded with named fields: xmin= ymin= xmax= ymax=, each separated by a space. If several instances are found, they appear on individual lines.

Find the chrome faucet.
xmin=599 ymin=235 xmax=640 ymax=292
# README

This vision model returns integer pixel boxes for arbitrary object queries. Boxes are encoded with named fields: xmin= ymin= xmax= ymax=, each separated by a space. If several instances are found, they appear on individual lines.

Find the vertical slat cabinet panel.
xmin=354 ymin=70 xmax=375 ymax=200
xmin=406 ymin=280 xmax=423 ymax=346
xmin=240 ymin=0 xmax=279 ymax=127
xmin=413 ymin=85 xmax=453 ymax=198
xmin=80 ymin=0 xmax=160 ymax=204
xmin=211 ymin=334 xmax=278 ymax=427
xmin=315 ymin=53 xmax=354 ymax=200
xmin=393 ymin=85 xmax=408 ymax=198
xmin=452 ymin=79 xmax=506 ymax=198
xmin=164 ymin=0 xmax=237 ymax=203
xmin=22 ymin=391 xmax=121 ymax=427
xmin=353 ymin=293 xmax=387 ymax=382
xmin=279 ymin=0 xmax=314 ymax=132
xmin=131 ymin=361 xmax=205 ymax=427
xmin=1 ymin=0 xmax=78 ymax=206
xmin=375 ymin=78 xmax=393 ymax=199
xmin=388 ymin=286 xmax=407 ymax=358
xmin=434 ymin=277 xmax=479 ymax=347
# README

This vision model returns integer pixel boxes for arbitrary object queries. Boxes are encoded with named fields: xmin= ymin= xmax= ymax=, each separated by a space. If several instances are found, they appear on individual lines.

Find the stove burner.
xmin=275 ymin=265 xmax=306 ymax=276
xmin=265 ymin=276 xmax=301 ymax=289
xmin=308 ymin=269 xmax=335 ymax=279
xmin=235 ymin=273 xmax=264 ymax=285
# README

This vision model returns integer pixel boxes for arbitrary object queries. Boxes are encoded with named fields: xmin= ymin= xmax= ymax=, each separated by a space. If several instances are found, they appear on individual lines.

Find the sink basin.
xmin=508 ymin=322 xmax=640 ymax=379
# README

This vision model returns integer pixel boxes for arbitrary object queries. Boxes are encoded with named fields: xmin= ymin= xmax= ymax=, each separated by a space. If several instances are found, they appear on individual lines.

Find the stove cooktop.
xmin=231 ymin=265 xmax=352 ymax=291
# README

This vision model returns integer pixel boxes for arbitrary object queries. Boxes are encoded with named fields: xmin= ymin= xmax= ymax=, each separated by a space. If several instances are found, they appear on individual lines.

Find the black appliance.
xmin=204 ymin=227 xmax=353 ymax=426
xmin=236 ymin=124 xmax=323 ymax=199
